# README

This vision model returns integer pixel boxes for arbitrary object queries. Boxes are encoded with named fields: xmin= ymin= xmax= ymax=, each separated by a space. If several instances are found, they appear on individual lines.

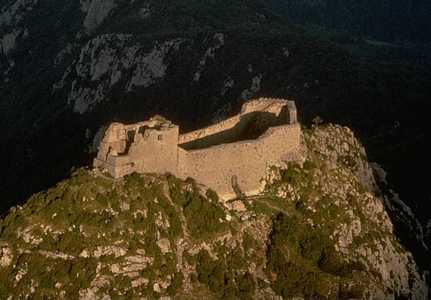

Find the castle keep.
xmin=94 ymin=98 xmax=301 ymax=200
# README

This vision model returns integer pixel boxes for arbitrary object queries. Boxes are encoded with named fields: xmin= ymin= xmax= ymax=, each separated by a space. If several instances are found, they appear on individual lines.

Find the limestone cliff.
xmin=0 ymin=124 xmax=427 ymax=299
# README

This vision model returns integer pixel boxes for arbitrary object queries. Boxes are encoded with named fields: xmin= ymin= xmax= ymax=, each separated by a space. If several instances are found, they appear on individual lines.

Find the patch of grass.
xmin=337 ymin=154 xmax=357 ymax=170
xmin=265 ymin=161 xmax=317 ymax=205
xmin=242 ymin=232 xmax=257 ymax=253
xmin=194 ymin=248 xmax=256 ymax=299
xmin=167 ymin=272 xmax=184 ymax=296
xmin=168 ymin=176 xmax=227 ymax=240
xmin=266 ymin=213 xmax=364 ymax=298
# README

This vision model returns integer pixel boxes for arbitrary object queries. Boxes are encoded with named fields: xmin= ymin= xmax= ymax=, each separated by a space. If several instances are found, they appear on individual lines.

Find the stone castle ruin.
xmin=94 ymin=98 xmax=301 ymax=200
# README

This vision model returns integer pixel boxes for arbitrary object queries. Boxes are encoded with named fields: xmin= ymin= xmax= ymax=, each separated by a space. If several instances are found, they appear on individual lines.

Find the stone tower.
xmin=94 ymin=116 xmax=179 ymax=178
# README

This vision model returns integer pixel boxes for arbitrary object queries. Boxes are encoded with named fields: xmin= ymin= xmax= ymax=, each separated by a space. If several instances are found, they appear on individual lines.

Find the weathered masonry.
xmin=94 ymin=98 xmax=301 ymax=200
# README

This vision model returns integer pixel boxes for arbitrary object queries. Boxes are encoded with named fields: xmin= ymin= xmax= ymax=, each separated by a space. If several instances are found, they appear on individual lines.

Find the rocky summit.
xmin=0 ymin=124 xmax=428 ymax=299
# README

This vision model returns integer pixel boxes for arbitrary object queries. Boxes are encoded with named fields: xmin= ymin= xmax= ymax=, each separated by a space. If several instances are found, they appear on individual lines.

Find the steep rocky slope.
xmin=0 ymin=124 xmax=428 ymax=299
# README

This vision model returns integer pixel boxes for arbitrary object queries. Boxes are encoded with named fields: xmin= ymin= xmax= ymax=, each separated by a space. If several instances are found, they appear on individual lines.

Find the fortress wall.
xmin=178 ymin=123 xmax=301 ymax=200
xmin=241 ymin=98 xmax=287 ymax=115
xmin=286 ymin=101 xmax=297 ymax=124
xmin=178 ymin=98 xmax=292 ymax=145
xmin=123 ymin=119 xmax=164 ymax=132
xmin=93 ymin=118 xmax=179 ymax=178
xmin=95 ymin=141 xmax=126 ymax=162
xmin=179 ymin=110 xmax=289 ymax=151
xmin=178 ymin=115 xmax=241 ymax=145
xmin=112 ymin=160 xmax=135 ymax=178
xmin=178 ymin=113 xmax=264 ymax=150
xmin=94 ymin=155 xmax=134 ymax=178
xmin=126 ymin=126 xmax=179 ymax=176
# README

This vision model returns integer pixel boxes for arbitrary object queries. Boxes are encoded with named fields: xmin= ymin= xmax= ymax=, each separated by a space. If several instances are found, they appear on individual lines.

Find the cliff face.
xmin=0 ymin=124 xmax=427 ymax=299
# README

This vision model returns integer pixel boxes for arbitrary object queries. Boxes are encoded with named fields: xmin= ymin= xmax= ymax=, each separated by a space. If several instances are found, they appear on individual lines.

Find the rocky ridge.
xmin=0 ymin=124 xmax=427 ymax=299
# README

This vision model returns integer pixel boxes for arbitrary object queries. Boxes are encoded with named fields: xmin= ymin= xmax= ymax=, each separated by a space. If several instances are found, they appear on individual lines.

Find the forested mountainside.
xmin=266 ymin=0 xmax=431 ymax=44
xmin=0 ymin=125 xmax=428 ymax=299
xmin=1 ymin=0 xmax=430 ymax=281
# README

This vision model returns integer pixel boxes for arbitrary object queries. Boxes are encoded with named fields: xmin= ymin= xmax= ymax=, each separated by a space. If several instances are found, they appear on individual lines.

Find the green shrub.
xmin=195 ymin=249 xmax=255 ymax=298
xmin=168 ymin=177 xmax=227 ymax=240
xmin=266 ymin=213 xmax=362 ymax=298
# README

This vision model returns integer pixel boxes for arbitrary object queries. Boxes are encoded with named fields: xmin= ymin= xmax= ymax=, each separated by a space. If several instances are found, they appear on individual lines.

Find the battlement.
xmin=94 ymin=98 xmax=302 ymax=200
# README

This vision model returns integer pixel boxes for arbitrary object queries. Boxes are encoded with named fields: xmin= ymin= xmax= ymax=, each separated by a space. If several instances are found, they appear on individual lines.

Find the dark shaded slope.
xmin=266 ymin=0 xmax=431 ymax=43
